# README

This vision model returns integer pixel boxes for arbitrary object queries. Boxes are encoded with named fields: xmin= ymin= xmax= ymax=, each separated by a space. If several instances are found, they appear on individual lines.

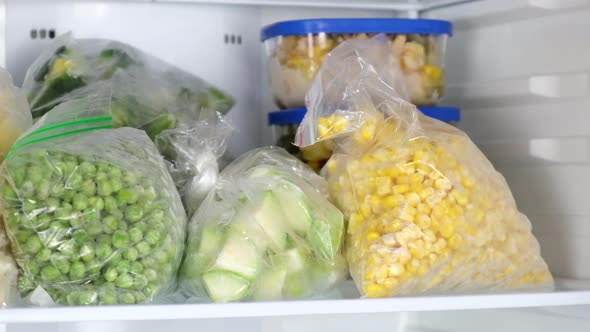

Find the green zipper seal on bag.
xmin=5 ymin=116 xmax=113 ymax=160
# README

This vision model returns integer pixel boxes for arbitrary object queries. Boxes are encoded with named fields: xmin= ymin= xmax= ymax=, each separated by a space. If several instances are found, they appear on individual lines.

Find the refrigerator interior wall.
xmin=426 ymin=0 xmax=590 ymax=281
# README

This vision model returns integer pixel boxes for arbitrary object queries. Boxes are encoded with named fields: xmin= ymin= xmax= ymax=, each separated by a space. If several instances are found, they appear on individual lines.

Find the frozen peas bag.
xmin=296 ymin=37 xmax=553 ymax=297
xmin=179 ymin=147 xmax=347 ymax=302
xmin=0 ymin=93 xmax=187 ymax=305
xmin=0 ymin=66 xmax=33 ymax=163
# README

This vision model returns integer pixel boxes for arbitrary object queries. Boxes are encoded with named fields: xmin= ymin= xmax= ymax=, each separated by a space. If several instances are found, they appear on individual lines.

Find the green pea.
xmin=65 ymin=172 xmax=83 ymax=189
xmin=108 ymin=167 xmax=122 ymax=179
xmin=73 ymin=193 xmax=90 ymax=211
xmin=143 ymin=284 xmax=157 ymax=298
xmin=125 ymin=206 xmax=143 ymax=223
xmin=123 ymin=173 xmax=137 ymax=186
xmin=135 ymin=241 xmax=150 ymax=256
xmin=61 ymin=189 xmax=75 ymax=203
xmin=96 ymin=242 xmax=113 ymax=261
xmin=58 ymin=239 xmax=76 ymax=257
xmin=109 ymin=251 xmax=123 ymax=265
xmin=79 ymin=161 xmax=97 ymax=177
xmin=124 ymin=248 xmax=138 ymax=261
xmin=97 ymin=180 xmax=113 ymax=197
xmin=145 ymin=230 xmax=161 ymax=246
xmin=20 ymin=181 xmax=35 ymax=197
xmin=65 ymin=292 xmax=80 ymax=306
xmin=112 ymin=230 xmax=130 ymax=249
xmin=133 ymin=275 xmax=148 ymax=290
xmin=116 ymin=260 xmax=131 ymax=273
xmin=46 ymin=197 xmax=60 ymax=211
xmin=80 ymin=243 xmax=95 ymax=262
xmin=130 ymin=261 xmax=144 ymax=274
xmin=69 ymin=261 xmax=86 ymax=280
xmin=97 ymin=162 xmax=110 ymax=172
xmin=49 ymin=182 xmax=65 ymax=197
xmin=51 ymin=254 xmax=70 ymax=274
xmin=81 ymin=179 xmax=96 ymax=196
xmin=35 ymin=248 xmax=52 ymax=263
xmin=25 ymin=235 xmax=42 ymax=254
xmin=120 ymin=292 xmax=136 ymax=305
xmin=116 ymin=189 xmax=132 ymax=205
xmin=36 ymin=179 xmax=50 ymax=200
xmin=99 ymin=289 xmax=118 ymax=305
xmin=32 ymin=214 xmax=51 ymax=231
xmin=86 ymin=259 xmax=102 ymax=274
xmin=68 ymin=214 xmax=83 ymax=228
xmin=17 ymin=274 xmax=36 ymax=292
xmin=73 ymin=229 xmax=89 ymax=245
xmin=97 ymin=234 xmax=112 ymax=246
xmin=142 ymin=257 xmax=156 ymax=269
xmin=144 ymin=269 xmax=158 ymax=282
xmin=77 ymin=290 xmax=98 ymax=305
xmin=87 ymin=221 xmax=103 ymax=236
xmin=115 ymin=273 xmax=133 ymax=289
xmin=5 ymin=213 xmax=19 ymax=229
xmin=134 ymin=291 xmax=147 ymax=303
xmin=88 ymin=196 xmax=104 ymax=211
xmin=104 ymin=196 xmax=118 ymax=212
xmin=24 ymin=260 xmax=40 ymax=275
xmin=22 ymin=200 xmax=39 ymax=214
xmin=111 ymin=180 xmax=123 ymax=193
xmin=10 ymin=168 xmax=25 ymax=187
xmin=102 ymin=215 xmax=120 ymax=234
xmin=95 ymin=172 xmax=108 ymax=181
xmin=129 ymin=227 xmax=143 ymax=243
xmin=104 ymin=267 xmax=118 ymax=282
xmin=27 ymin=166 xmax=43 ymax=184
xmin=41 ymin=265 xmax=59 ymax=281
xmin=1 ymin=184 xmax=18 ymax=200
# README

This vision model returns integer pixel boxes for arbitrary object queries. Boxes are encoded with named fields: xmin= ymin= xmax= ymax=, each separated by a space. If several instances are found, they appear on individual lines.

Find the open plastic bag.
xmin=0 ymin=93 xmax=187 ymax=305
xmin=0 ymin=66 xmax=33 ymax=163
xmin=179 ymin=147 xmax=347 ymax=302
xmin=155 ymin=112 xmax=232 ymax=217
xmin=296 ymin=37 xmax=553 ymax=298
xmin=23 ymin=33 xmax=234 ymax=120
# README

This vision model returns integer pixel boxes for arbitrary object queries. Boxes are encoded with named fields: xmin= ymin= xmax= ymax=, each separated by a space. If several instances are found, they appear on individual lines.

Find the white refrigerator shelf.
xmin=0 ymin=279 xmax=589 ymax=324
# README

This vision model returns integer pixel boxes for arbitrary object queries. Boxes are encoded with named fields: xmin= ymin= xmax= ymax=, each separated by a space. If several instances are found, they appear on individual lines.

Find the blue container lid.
xmin=261 ymin=18 xmax=452 ymax=42
xmin=418 ymin=106 xmax=460 ymax=122
xmin=268 ymin=106 xmax=460 ymax=125
xmin=268 ymin=108 xmax=307 ymax=125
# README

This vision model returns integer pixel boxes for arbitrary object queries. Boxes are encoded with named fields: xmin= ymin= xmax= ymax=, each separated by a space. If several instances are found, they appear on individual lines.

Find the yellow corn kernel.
xmin=384 ymin=195 xmax=401 ymax=208
xmin=396 ymin=175 xmax=410 ymax=185
xmin=364 ymin=283 xmax=388 ymax=298
xmin=393 ymin=184 xmax=410 ymax=194
xmin=399 ymin=207 xmax=417 ymax=222
xmin=409 ymin=239 xmax=426 ymax=259
xmin=376 ymin=176 xmax=392 ymax=196
xmin=366 ymin=231 xmax=381 ymax=242
xmin=404 ymin=192 xmax=420 ymax=207
xmin=388 ymin=263 xmax=404 ymax=277
xmin=416 ymin=214 xmax=431 ymax=229
xmin=364 ymin=270 xmax=375 ymax=281
xmin=439 ymin=222 xmax=455 ymax=239
xmin=448 ymin=234 xmax=464 ymax=249
xmin=434 ymin=178 xmax=452 ymax=191
xmin=383 ymin=278 xmax=399 ymax=290
xmin=360 ymin=204 xmax=372 ymax=218
xmin=418 ymin=187 xmax=435 ymax=201
xmin=451 ymin=189 xmax=469 ymax=206
xmin=409 ymin=172 xmax=425 ymax=184
xmin=461 ymin=176 xmax=474 ymax=189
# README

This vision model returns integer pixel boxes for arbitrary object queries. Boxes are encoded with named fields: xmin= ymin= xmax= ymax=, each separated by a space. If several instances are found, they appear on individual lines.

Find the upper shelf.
xmin=0 ymin=279 xmax=589 ymax=324
xmin=155 ymin=0 xmax=477 ymax=11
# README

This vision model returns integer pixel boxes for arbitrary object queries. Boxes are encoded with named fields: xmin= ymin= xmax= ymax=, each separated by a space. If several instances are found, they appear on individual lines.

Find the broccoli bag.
xmin=23 ymin=33 xmax=234 ymax=121
xmin=0 ymin=66 xmax=32 ymax=163
xmin=179 ymin=147 xmax=347 ymax=303
xmin=0 ymin=94 xmax=187 ymax=305
xmin=296 ymin=37 xmax=553 ymax=298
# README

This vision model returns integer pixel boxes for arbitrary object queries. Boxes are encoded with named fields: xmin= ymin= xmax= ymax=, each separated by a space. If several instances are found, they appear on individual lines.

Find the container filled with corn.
xmin=269 ymin=106 xmax=460 ymax=173
xmin=261 ymin=18 xmax=452 ymax=109
xmin=296 ymin=37 xmax=553 ymax=298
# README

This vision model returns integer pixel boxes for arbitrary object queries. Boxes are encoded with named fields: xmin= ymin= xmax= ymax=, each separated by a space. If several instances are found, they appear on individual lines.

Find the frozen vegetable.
xmin=261 ymin=19 xmax=450 ymax=108
xmin=296 ymin=37 xmax=553 ymax=297
xmin=24 ymin=33 xmax=234 ymax=123
xmin=179 ymin=147 xmax=346 ymax=302
xmin=0 ymin=226 xmax=18 ymax=308
xmin=0 ymin=66 xmax=33 ymax=163
xmin=0 ymin=94 xmax=186 ymax=305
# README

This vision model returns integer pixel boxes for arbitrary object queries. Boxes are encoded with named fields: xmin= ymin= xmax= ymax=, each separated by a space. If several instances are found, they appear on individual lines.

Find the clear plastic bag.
xmin=296 ymin=37 xmax=553 ymax=297
xmin=155 ymin=112 xmax=232 ymax=217
xmin=0 ymin=66 xmax=33 ymax=163
xmin=0 ymin=226 xmax=18 ymax=308
xmin=179 ymin=147 xmax=347 ymax=303
xmin=23 ymin=33 xmax=234 ymax=121
xmin=0 ymin=93 xmax=187 ymax=305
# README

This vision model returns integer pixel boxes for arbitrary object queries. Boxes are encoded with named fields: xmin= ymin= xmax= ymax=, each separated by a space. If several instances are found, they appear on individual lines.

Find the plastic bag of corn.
xmin=296 ymin=36 xmax=553 ymax=298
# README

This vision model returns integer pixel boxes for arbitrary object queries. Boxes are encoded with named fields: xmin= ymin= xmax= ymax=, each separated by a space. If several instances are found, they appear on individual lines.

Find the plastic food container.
xmin=268 ymin=106 xmax=460 ymax=172
xmin=261 ymin=18 xmax=452 ymax=109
